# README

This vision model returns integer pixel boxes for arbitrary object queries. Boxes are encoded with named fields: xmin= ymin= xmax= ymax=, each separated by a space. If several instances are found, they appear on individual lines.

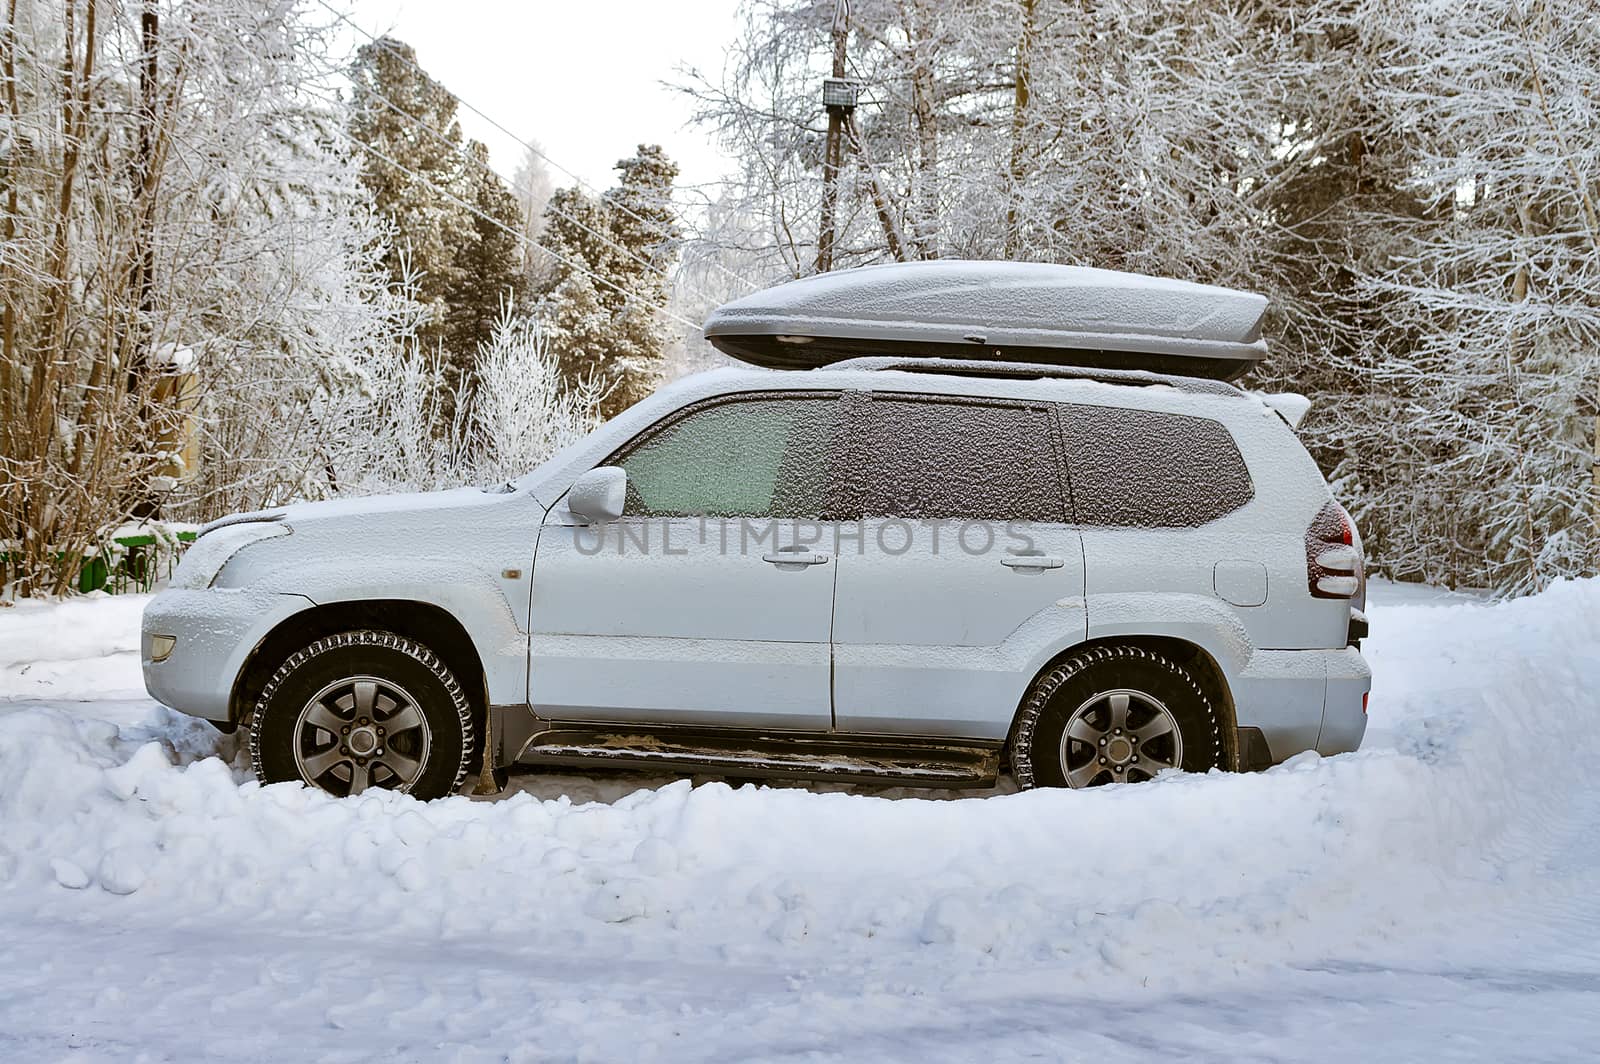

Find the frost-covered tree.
xmin=682 ymin=0 xmax=1319 ymax=288
xmin=446 ymin=140 xmax=524 ymax=369
xmin=1240 ymin=0 xmax=1599 ymax=594
xmin=0 ymin=0 xmax=417 ymax=594
xmin=686 ymin=0 xmax=1599 ymax=595
xmin=1343 ymin=0 xmax=1599 ymax=593
xmin=349 ymin=37 xmax=466 ymax=334
xmin=512 ymin=139 xmax=555 ymax=288
xmin=537 ymin=145 xmax=681 ymax=417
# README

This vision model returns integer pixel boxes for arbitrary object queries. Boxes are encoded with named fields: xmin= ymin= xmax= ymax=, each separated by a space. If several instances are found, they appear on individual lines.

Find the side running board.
xmin=514 ymin=727 xmax=1001 ymax=788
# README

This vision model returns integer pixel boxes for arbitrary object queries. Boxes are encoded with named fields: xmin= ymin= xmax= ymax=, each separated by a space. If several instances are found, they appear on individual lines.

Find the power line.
xmin=336 ymin=78 xmax=732 ymax=314
xmin=328 ymin=121 xmax=703 ymax=331
xmin=309 ymin=0 xmax=760 ymax=294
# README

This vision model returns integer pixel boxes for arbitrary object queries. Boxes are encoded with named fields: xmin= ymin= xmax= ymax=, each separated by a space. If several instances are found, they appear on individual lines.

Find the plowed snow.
xmin=2 ymin=581 xmax=1598 ymax=1061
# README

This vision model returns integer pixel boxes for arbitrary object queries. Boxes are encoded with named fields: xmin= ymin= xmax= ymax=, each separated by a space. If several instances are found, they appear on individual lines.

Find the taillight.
xmin=1306 ymin=499 xmax=1362 ymax=599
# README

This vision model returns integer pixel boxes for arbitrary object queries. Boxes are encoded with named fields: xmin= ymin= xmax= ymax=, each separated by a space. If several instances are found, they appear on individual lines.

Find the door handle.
xmin=1000 ymin=554 xmax=1064 ymax=570
xmin=762 ymin=547 xmax=830 ymax=566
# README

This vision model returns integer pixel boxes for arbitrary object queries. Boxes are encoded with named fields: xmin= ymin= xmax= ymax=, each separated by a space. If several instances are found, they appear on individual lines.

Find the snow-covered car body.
xmin=144 ymin=264 xmax=1376 ymax=796
xmin=144 ymin=364 xmax=1369 ymax=787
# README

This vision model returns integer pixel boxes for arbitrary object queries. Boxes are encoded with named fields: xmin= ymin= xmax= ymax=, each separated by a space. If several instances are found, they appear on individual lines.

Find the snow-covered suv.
xmin=142 ymin=263 xmax=1371 ymax=799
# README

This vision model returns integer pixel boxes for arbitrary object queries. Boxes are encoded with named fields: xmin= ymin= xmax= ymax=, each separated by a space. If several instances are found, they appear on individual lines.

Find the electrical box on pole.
xmin=815 ymin=1 xmax=852 ymax=274
xmin=822 ymin=77 xmax=861 ymax=110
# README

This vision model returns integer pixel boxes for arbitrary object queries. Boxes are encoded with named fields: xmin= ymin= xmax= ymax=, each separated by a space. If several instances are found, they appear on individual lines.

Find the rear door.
xmin=529 ymin=392 xmax=845 ymax=730
xmin=829 ymin=391 xmax=1086 ymax=739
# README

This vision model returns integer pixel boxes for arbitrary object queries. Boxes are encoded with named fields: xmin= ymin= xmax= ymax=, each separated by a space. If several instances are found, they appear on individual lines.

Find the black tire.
xmin=1009 ymin=645 xmax=1224 ymax=790
xmin=250 ymin=630 xmax=474 ymax=800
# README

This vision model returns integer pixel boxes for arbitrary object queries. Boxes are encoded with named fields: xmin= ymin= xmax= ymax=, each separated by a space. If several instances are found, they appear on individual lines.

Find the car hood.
xmin=202 ymin=486 xmax=522 ymax=537
xmin=202 ymin=484 xmax=551 ymax=595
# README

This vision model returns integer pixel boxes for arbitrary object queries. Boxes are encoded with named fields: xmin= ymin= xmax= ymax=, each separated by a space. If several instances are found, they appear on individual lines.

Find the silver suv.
xmin=143 ymin=265 xmax=1371 ymax=800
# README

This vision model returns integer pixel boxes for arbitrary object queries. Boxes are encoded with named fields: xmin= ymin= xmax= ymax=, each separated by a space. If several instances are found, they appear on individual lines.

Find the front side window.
xmin=833 ymin=395 xmax=1064 ymax=522
xmin=613 ymin=395 xmax=841 ymax=518
xmin=1059 ymin=403 xmax=1254 ymax=527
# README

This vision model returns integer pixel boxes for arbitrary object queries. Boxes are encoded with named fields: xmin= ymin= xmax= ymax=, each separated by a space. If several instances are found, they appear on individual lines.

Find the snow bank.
xmin=3 ymin=580 xmax=1598 ymax=1000
xmin=0 ymin=593 xmax=149 ymax=701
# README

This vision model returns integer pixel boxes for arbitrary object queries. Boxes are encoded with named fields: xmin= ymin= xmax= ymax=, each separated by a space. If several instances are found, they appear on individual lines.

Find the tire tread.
xmin=248 ymin=629 xmax=474 ymax=797
xmin=1009 ymin=644 xmax=1220 ymax=789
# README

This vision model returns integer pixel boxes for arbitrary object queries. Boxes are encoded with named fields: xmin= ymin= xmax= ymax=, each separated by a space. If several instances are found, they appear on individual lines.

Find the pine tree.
xmin=600 ymin=146 xmax=682 ymax=414
xmin=349 ymin=38 xmax=465 ymax=341
xmin=347 ymin=39 xmax=521 ymax=401
xmin=445 ymin=141 xmax=524 ymax=370
xmin=538 ymin=146 xmax=681 ymax=418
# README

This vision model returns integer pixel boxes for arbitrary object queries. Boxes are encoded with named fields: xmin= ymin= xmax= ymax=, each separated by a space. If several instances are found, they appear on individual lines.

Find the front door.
xmin=829 ymin=392 xmax=1087 ymax=739
xmin=529 ymin=392 xmax=844 ymax=730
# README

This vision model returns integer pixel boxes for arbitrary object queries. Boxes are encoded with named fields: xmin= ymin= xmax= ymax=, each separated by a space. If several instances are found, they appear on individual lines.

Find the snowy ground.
xmin=2 ymin=580 xmax=1598 ymax=1062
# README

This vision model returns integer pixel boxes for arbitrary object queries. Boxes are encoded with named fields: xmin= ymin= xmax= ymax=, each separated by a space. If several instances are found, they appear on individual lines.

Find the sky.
xmin=345 ymin=0 xmax=744 ymax=195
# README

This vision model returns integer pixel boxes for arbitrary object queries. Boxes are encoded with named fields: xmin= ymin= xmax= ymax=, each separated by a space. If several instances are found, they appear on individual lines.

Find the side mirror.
xmin=567 ymin=466 xmax=627 ymax=523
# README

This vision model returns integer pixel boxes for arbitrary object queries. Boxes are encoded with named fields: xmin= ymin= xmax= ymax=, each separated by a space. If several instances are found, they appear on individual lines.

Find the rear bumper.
xmin=1230 ymin=646 xmax=1370 ymax=764
xmin=141 ymin=589 xmax=313 ymax=722
xmin=1318 ymin=646 xmax=1371 ymax=756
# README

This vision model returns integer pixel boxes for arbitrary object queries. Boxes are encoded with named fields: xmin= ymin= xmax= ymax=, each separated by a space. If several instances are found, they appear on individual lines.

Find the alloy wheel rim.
xmin=293 ymin=675 xmax=432 ymax=796
xmin=1058 ymin=688 xmax=1183 ymax=787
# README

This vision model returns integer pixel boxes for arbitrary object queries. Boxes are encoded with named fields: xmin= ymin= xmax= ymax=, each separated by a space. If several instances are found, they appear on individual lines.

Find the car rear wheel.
xmin=1009 ymin=645 xmax=1224 ymax=789
xmin=250 ymin=630 xmax=474 ymax=800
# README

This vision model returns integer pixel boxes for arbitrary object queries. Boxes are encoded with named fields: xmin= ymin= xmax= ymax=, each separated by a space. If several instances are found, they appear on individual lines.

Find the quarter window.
xmin=1059 ymin=404 xmax=1253 ymax=527
xmin=614 ymin=396 xmax=841 ymax=518
xmin=834 ymin=395 xmax=1063 ymax=522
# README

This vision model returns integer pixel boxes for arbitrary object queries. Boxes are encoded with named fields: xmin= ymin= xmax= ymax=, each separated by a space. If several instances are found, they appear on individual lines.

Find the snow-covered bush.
xmin=471 ymin=309 xmax=607 ymax=480
xmin=321 ymin=309 xmax=602 ymax=496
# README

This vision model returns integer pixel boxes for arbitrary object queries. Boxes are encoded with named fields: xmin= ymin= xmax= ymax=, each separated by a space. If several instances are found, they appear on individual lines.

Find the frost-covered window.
xmin=614 ymin=395 xmax=840 ymax=518
xmin=834 ymin=395 xmax=1063 ymax=521
xmin=1060 ymin=404 xmax=1253 ymax=527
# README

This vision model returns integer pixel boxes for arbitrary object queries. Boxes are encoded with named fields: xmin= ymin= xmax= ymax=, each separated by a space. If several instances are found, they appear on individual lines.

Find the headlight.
xmin=171 ymin=520 xmax=291 ymax=589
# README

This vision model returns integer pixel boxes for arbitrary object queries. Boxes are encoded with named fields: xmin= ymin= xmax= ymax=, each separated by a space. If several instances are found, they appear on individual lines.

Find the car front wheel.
xmin=250 ymin=630 xmax=474 ymax=799
xmin=1009 ymin=645 xmax=1225 ymax=789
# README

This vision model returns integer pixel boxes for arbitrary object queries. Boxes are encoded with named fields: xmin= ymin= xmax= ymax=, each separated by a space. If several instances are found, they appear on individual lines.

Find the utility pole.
xmin=815 ymin=0 xmax=849 ymax=273
xmin=1005 ymin=0 xmax=1037 ymax=257
xmin=815 ymin=2 xmax=906 ymax=269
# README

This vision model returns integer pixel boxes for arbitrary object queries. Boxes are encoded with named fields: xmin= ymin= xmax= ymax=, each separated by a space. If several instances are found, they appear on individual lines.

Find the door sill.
xmin=512 ymin=724 xmax=1002 ymax=788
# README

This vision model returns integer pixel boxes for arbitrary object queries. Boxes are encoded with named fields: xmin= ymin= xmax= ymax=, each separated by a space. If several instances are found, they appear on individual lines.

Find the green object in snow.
xmin=76 ymin=531 xmax=199 ymax=594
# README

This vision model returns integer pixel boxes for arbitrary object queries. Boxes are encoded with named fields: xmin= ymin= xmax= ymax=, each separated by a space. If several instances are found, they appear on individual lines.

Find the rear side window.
xmin=614 ymin=395 xmax=842 ymax=518
xmin=1059 ymin=403 xmax=1253 ymax=527
xmin=834 ymin=395 xmax=1063 ymax=522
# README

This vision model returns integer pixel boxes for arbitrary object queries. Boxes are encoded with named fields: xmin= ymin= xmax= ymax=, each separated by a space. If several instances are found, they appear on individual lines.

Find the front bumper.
xmin=141 ymin=589 xmax=313 ymax=722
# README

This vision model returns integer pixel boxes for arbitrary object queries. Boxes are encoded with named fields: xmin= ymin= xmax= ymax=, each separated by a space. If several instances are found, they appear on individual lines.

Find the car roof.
xmin=669 ymin=362 xmax=1258 ymax=418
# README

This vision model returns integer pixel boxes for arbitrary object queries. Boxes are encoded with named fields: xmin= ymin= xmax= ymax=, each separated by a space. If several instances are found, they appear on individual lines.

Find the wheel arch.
xmin=230 ymin=600 xmax=489 ymax=738
xmin=1007 ymin=634 xmax=1241 ymax=771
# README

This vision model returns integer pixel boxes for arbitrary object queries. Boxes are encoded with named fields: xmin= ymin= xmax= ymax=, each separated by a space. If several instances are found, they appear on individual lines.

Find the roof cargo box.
xmin=703 ymin=260 xmax=1269 ymax=380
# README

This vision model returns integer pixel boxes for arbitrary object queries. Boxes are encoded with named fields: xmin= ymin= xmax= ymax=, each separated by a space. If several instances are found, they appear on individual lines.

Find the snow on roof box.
xmin=703 ymin=260 xmax=1269 ymax=380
